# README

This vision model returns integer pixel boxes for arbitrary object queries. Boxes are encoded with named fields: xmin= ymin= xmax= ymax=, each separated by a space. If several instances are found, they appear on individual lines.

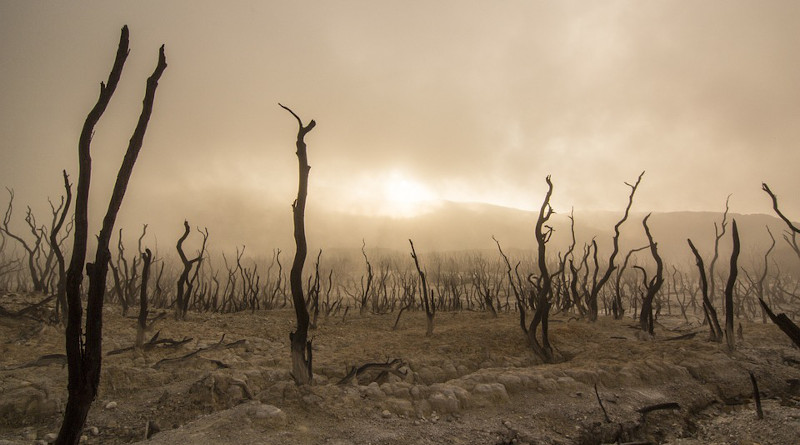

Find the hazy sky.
xmin=1 ymin=1 xmax=799 ymax=250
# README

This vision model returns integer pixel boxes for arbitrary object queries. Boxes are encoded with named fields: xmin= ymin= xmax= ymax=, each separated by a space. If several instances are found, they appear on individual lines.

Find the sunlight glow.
xmin=331 ymin=170 xmax=440 ymax=218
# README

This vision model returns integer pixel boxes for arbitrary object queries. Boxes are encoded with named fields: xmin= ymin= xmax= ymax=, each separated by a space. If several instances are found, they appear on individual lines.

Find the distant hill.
xmin=132 ymin=197 xmax=798 ymax=271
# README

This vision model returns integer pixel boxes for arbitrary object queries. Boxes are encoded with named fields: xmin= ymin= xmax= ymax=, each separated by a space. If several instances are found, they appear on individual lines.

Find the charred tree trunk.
xmin=528 ymin=175 xmax=555 ymax=363
xmin=56 ymin=27 xmax=166 ymax=445
xmin=174 ymin=221 xmax=207 ymax=320
xmin=724 ymin=219 xmax=740 ymax=351
xmin=687 ymin=238 xmax=723 ymax=342
xmin=409 ymin=239 xmax=435 ymax=336
xmin=639 ymin=214 xmax=663 ymax=336
xmin=51 ymin=171 xmax=72 ymax=324
xmin=136 ymin=248 xmax=152 ymax=348
xmin=281 ymin=103 xmax=315 ymax=386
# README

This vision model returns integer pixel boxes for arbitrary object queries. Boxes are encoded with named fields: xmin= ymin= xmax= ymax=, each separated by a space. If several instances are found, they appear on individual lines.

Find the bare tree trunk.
xmin=687 ymin=238 xmax=723 ymax=342
xmin=57 ymin=27 xmax=166 ymax=445
xmin=136 ymin=248 xmax=152 ymax=348
xmin=51 ymin=171 xmax=72 ymax=324
xmin=639 ymin=214 xmax=663 ymax=335
xmin=409 ymin=239 xmax=435 ymax=336
xmin=281 ymin=103 xmax=316 ymax=386
xmin=724 ymin=219 xmax=740 ymax=351
xmin=528 ymin=175 xmax=555 ymax=362
xmin=174 ymin=221 xmax=207 ymax=320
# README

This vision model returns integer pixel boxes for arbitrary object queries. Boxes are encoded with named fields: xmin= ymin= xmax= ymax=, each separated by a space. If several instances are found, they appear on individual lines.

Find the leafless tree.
xmin=2 ymin=189 xmax=48 ymax=292
xmin=57 ymin=26 xmax=166 ymax=445
xmin=281 ymin=103 xmax=315 ymax=386
xmin=723 ymin=220 xmax=740 ymax=351
xmin=174 ymin=221 xmax=208 ymax=320
xmin=50 ymin=171 xmax=73 ymax=323
xmin=524 ymin=175 xmax=556 ymax=363
xmin=136 ymin=248 xmax=153 ymax=348
xmin=709 ymin=196 xmax=731 ymax=308
xmin=762 ymin=183 xmax=800 ymax=264
xmin=409 ymin=239 xmax=435 ymax=336
xmin=687 ymin=238 xmax=723 ymax=342
xmin=639 ymin=214 xmax=663 ymax=335
xmin=588 ymin=171 xmax=644 ymax=321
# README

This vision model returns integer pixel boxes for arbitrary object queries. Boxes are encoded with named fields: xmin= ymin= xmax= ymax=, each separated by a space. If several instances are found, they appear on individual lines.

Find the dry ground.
xmin=1 ymin=292 xmax=799 ymax=445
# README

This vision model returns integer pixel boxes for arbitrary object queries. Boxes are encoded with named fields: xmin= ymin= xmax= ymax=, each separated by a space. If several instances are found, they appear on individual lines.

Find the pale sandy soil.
xmin=1 ymin=292 xmax=799 ymax=445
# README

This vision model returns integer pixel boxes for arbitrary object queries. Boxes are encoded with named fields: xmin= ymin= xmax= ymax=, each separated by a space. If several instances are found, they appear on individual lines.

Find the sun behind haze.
xmin=0 ymin=1 xmax=799 ymax=250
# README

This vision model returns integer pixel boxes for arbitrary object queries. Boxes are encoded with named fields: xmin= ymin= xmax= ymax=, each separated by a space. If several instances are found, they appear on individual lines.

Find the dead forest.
xmin=1 ymin=25 xmax=800 ymax=445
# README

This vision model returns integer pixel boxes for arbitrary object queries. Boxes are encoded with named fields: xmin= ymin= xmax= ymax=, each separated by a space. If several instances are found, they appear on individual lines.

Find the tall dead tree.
xmin=525 ymin=175 xmax=555 ymax=363
xmin=56 ymin=27 xmax=166 ymax=445
xmin=281 ymin=103 xmax=315 ymax=386
xmin=724 ymin=219 xmax=740 ymax=351
xmin=589 ymin=171 xmax=644 ymax=321
xmin=639 ymin=214 xmax=663 ymax=335
xmin=687 ymin=238 xmax=723 ymax=342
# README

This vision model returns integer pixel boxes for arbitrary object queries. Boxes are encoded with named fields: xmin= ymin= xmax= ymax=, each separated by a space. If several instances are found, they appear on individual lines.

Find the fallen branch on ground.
xmin=152 ymin=334 xmax=246 ymax=369
xmin=337 ymin=358 xmax=407 ymax=385
xmin=107 ymin=330 xmax=193 ymax=356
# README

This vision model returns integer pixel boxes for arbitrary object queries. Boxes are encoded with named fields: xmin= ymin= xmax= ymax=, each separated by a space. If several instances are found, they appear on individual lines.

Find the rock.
xmin=246 ymin=402 xmax=287 ymax=428
xmin=384 ymin=398 xmax=415 ymax=417
xmin=79 ymin=435 xmax=88 ymax=443
xmin=381 ymin=409 xmax=392 ymax=418
xmin=44 ymin=432 xmax=57 ymax=443
xmin=104 ymin=401 xmax=118 ymax=410
xmin=23 ymin=430 xmax=37 ymax=440
xmin=428 ymin=391 xmax=459 ymax=413
xmin=498 ymin=374 xmax=523 ymax=392
xmin=472 ymin=383 xmax=510 ymax=406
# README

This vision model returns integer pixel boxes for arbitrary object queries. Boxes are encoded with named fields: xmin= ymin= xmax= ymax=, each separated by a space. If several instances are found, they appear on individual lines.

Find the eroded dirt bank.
xmin=1 ymin=295 xmax=799 ymax=444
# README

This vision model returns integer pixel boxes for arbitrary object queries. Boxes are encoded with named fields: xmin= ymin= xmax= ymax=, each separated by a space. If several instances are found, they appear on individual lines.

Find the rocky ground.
xmin=1 ymin=292 xmax=799 ymax=445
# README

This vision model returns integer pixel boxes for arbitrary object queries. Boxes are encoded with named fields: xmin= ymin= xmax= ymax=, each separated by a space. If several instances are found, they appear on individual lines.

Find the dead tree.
xmin=409 ymin=239 xmax=435 ymax=336
xmin=758 ymin=297 xmax=800 ymax=348
xmin=687 ymin=238 xmax=723 ymax=342
xmin=493 ymin=236 xmax=521 ymax=319
xmin=709 ymin=196 xmax=731 ymax=308
xmin=136 ymin=248 xmax=153 ymax=348
xmin=358 ymin=240 xmax=374 ymax=316
xmin=639 ymin=214 xmax=663 ymax=335
xmin=748 ymin=226 xmax=776 ymax=323
xmin=281 ymin=103 xmax=315 ymax=386
xmin=724 ymin=219 xmax=740 ymax=351
xmin=57 ymin=26 xmax=166 ymax=445
xmin=762 ymin=183 xmax=800 ymax=263
xmin=525 ymin=175 xmax=556 ymax=362
xmin=50 ymin=171 xmax=72 ymax=324
xmin=174 ymin=221 xmax=208 ymax=320
xmin=2 ymin=190 xmax=46 ymax=292
xmin=589 ymin=171 xmax=644 ymax=321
